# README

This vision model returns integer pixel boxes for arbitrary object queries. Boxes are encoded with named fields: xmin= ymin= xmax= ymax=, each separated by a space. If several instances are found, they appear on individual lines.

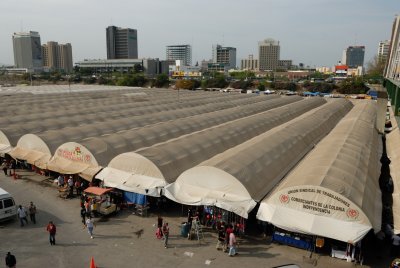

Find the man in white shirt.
xmin=85 ymin=216 xmax=95 ymax=239
xmin=17 ymin=205 xmax=28 ymax=227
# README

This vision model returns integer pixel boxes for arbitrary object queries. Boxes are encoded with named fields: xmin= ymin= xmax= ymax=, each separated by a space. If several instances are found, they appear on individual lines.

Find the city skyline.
xmin=0 ymin=0 xmax=398 ymax=68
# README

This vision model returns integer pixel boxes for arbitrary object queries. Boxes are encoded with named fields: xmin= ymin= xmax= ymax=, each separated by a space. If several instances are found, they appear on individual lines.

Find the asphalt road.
xmin=0 ymin=171 xmax=386 ymax=268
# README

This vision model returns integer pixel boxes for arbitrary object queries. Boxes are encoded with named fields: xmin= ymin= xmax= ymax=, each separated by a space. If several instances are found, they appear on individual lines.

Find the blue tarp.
xmin=124 ymin=191 xmax=147 ymax=206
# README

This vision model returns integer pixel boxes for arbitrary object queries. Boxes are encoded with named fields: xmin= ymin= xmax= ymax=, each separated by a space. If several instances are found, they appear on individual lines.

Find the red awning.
xmin=84 ymin=187 xmax=113 ymax=196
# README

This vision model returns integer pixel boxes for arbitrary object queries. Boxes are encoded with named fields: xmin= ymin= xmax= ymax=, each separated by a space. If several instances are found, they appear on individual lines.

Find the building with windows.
xmin=241 ymin=55 xmax=259 ymax=71
xmin=212 ymin=44 xmax=236 ymax=69
xmin=42 ymin=42 xmax=73 ymax=73
xmin=258 ymin=38 xmax=280 ymax=71
xmin=166 ymin=45 xmax=192 ymax=66
xmin=341 ymin=46 xmax=365 ymax=68
xmin=378 ymin=40 xmax=390 ymax=62
xmin=106 ymin=26 xmax=138 ymax=59
xmin=12 ymin=31 xmax=43 ymax=72
xmin=76 ymin=58 xmax=161 ymax=77
xmin=385 ymin=15 xmax=400 ymax=80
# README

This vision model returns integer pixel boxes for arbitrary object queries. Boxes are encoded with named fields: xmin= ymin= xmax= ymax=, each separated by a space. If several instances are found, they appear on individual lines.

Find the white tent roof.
xmin=9 ymin=134 xmax=52 ymax=169
xmin=96 ymin=167 xmax=166 ymax=197
xmin=79 ymin=96 xmax=302 ymax=166
xmin=257 ymin=100 xmax=382 ymax=243
xmin=6 ymin=91 xmax=278 ymax=169
xmin=0 ymin=130 xmax=12 ymax=157
xmin=47 ymin=142 xmax=102 ymax=181
xmin=129 ymin=98 xmax=327 ymax=184
xmin=165 ymin=99 xmax=353 ymax=218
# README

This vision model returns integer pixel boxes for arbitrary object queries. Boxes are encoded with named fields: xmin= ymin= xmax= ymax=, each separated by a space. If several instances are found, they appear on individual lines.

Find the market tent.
xmin=100 ymin=97 xmax=326 ymax=199
xmin=9 ymin=134 xmax=52 ymax=169
xmin=47 ymin=142 xmax=102 ymax=181
xmin=96 ymin=152 xmax=168 ymax=197
xmin=257 ymin=100 xmax=381 ymax=244
xmin=0 ymin=89 xmax=259 ymax=128
xmin=6 ymin=91 xmax=277 ymax=170
xmin=165 ymin=99 xmax=353 ymax=218
xmin=129 ymin=98 xmax=327 ymax=184
xmin=0 ymin=130 xmax=12 ymax=157
xmin=81 ymin=96 xmax=303 ymax=166
xmin=385 ymin=106 xmax=400 ymax=233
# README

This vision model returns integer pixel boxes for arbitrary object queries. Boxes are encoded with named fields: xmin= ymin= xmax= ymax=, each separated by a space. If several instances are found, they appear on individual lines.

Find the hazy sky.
xmin=0 ymin=0 xmax=398 ymax=67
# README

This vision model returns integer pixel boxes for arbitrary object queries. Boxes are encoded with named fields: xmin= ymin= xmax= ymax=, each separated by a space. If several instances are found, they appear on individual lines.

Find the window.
xmin=3 ymin=198 xmax=14 ymax=208
xmin=0 ymin=201 xmax=3 ymax=209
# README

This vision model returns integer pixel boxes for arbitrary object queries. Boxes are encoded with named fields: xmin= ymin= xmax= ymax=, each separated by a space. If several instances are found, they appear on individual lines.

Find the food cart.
xmin=83 ymin=187 xmax=117 ymax=216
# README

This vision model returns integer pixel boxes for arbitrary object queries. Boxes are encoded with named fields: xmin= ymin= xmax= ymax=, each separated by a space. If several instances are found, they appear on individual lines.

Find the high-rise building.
xmin=106 ymin=26 xmax=138 ymax=59
xmin=212 ymin=44 xmax=236 ymax=69
xmin=42 ymin=42 xmax=73 ymax=73
xmin=258 ymin=38 xmax=280 ymax=71
xmin=12 ymin=31 xmax=43 ymax=71
xmin=166 ymin=45 xmax=192 ymax=66
xmin=378 ymin=40 xmax=390 ymax=62
xmin=385 ymin=15 xmax=400 ymax=80
xmin=241 ymin=55 xmax=259 ymax=71
xmin=342 ymin=46 xmax=365 ymax=68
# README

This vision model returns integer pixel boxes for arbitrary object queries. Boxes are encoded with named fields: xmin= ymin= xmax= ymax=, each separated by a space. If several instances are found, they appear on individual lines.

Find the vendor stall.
xmin=84 ymin=187 xmax=117 ymax=216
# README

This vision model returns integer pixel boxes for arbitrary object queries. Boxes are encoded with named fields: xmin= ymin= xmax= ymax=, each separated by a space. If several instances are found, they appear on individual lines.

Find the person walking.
xmin=85 ymin=216 xmax=95 ymax=239
xmin=228 ymin=232 xmax=238 ymax=257
xmin=80 ymin=206 xmax=86 ymax=225
xmin=46 ymin=221 xmax=57 ymax=245
xmin=162 ymin=222 xmax=169 ymax=248
xmin=216 ymin=223 xmax=226 ymax=251
xmin=5 ymin=252 xmax=16 ymax=268
xmin=67 ymin=176 xmax=74 ymax=198
xmin=28 ymin=201 xmax=37 ymax=224
xmin=17 ymin=205 xmax=28 ymax=227
xmin=1 ymin=160 xmax=7 ymax=176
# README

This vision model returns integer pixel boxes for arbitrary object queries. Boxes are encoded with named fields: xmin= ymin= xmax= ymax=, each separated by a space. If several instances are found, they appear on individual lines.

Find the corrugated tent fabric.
xmin=132 ymin=98 xmax=327 ymax=184
xmin=257 ymin=100 xmax=381 ymax=243
xmin=165 ymin=99 xmax=353 ymax=217
xmin=7 ymin=92 xmax=278 ymax=167
xmin=81 ymin=96 xmax=303 ymax=166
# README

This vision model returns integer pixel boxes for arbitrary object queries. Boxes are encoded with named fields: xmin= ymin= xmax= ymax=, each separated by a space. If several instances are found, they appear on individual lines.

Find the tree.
xmin=175 ymin=79 xmax=195 ymax=90
xmin=365 ymin=55 xmax=385 ymax=81
xmin=153 ymin=73 xmax=169 ymax=88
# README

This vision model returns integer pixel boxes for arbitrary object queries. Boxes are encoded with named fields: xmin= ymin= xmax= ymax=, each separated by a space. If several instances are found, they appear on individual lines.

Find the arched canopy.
xmin=9 ymin=134 xmax=52 ymax=169
xmin=165 ymin=166 xmax=257 ymax=218
xmin=131 ymin=98 xmax=327 ymax=184
xmin=165 ymin=99 xmax=353 ymax=218
xmin=82 ymin=96 xmax=303 ymax=166
xmin=3 ymin=91 xmax=280 ymax=171
xmin=257 ymin=101 xmax=381 ymax=244
xmin=0 ymin=130 xmax=12 ymax=157
xmin=47 ymin=142 xmax=101 ymax=181
xmin=0 ymin=88 xmax=260 ymax=128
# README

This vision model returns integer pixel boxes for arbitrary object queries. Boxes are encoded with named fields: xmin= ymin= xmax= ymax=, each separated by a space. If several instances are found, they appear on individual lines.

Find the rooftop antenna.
xmin=20 ymin=19 xmax=23 ymax=32
xmin=222 ymin=34 xmax=225 ymax=46
xmin=110 ymin=18 xmax=113 ymax=26
xmin=354 ymin=33 xmax=358 ymax=46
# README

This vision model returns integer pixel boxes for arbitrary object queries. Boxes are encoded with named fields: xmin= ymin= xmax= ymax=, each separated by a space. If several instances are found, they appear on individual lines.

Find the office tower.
xmin=12 ymin=31 xmax=42 ymax=71
xmin=166 ymin=45 xmax=192 ymax=66
xmin=378 ymin=40 xmax=390 ymax=62
xmin=258 ymin=38 xmax=280 ymax=71
xmin=241 ymin=55 xmax=259 ymax=71
xmin=106 ymin=26 xmax=138 ymax=59
xmin=385 ymin=15 xmax=400 ymax=80
xmin=42 ymin=42 xmax=73 ymax=73
xmin=342 ymin=46 xmax=365 ymax=67
xmin=212 ymin=44 xmax=237 ymax=69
